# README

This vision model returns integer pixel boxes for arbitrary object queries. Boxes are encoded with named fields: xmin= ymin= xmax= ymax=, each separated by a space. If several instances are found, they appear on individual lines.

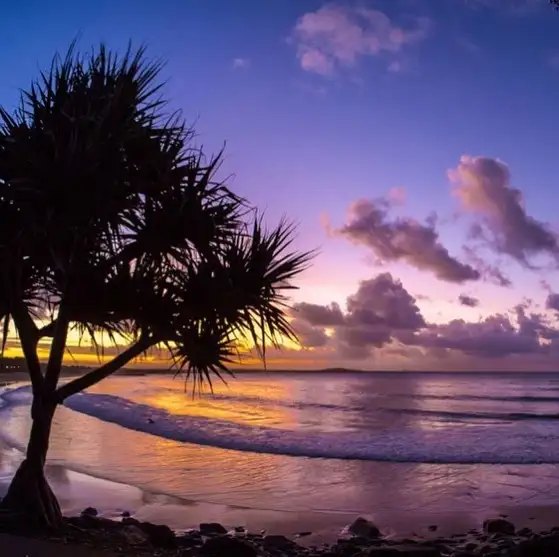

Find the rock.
xmin=428 ymin=525 xmax=438 ymax=532
xmin=200 ymin=522 xmax=228 ymax=535
xmin=67 ymin=515 xmax=120 ymax=531
xmin=121 ymin=511 xmax=131 ymax=518
xmin=517 ymin=533 xmax=559 ymax=556
xmin=348 ymin=517 xmax=382 ymax=538
xmin=482 ymin=518 xmax=515 ymax=535
xmin=199 ymin=536 xmax=258 ymax=557
xmin=81 ymin=507 xmax=98 ymax=517
xmin=368 ymin=546 xmax=441 ymax=556
xmin=262 ymin=534 xmax=297 ymax=549
xmin=368 ymin=549 xmax=400 ymax=556
xmin=137 ymin=521 xmax=176 ymax=547
xmin=176 ymin=532 xmax=203 ymax=549
xmin=296 ymin=530 xmax=313 ymax=537
xmin=120 ymin=524 xmax=148 ymax=545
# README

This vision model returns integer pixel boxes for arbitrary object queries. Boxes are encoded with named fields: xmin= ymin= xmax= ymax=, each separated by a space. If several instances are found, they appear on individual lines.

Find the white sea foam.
xmin=2 ymin=384 xmax=559 ymax=464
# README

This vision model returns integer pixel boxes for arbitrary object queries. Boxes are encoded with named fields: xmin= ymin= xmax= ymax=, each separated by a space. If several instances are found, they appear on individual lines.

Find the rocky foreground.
xmin=3 ymin=509 xmax=559 ymax=556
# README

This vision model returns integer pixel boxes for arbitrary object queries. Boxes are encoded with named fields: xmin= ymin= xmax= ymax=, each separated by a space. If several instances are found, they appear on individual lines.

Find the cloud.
xmin=546 ymin=293 xmax=559 ymax=311
xmin=291 ymin=4 xmax=431 ymax=76
xmin=334 ymin=198 xmax=481 ymax=283
xmin=232 ymin=58 xmax=250 ymax=70
xmin=292 ymin=272 xmax=559 ymax=365
xmin=346 ymin=273 xmax=426 ymax=331
xmin=450 ymin=156 xmax=559 ymax=267
xmin=292 ymin=301 xmax=345 ymax=326
xmin=410 ymin=304 xmax=558 ymax=359
xmin=462 ymin=246 xmax=512 ymax=287
xmin=458 ymin=294 xmax=479 ymax=307
xmin=411 ymin=314 xmax=537 ymax=358
xmin=290 ymin=318 xmax=330 ymax=348
xmin=292 ymin=273 xmax=426 ymax=358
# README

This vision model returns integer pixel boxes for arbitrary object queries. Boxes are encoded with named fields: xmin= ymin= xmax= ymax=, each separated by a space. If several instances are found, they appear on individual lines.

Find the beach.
xmin=4 ymin=371 xmax=559 ymax=554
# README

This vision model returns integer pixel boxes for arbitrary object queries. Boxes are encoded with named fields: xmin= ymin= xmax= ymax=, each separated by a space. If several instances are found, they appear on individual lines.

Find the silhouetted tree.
xmin=0 ymin=43 xmax=311 ymax=528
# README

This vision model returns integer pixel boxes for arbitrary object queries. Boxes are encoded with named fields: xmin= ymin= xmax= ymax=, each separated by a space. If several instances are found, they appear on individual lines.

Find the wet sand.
xmin=3 ymin=435 xmax=559 ymax=547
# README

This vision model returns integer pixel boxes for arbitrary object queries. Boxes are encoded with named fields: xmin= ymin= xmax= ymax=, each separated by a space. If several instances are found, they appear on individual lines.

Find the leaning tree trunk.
xmin=0 ymin=398 xmax=62 ymax=530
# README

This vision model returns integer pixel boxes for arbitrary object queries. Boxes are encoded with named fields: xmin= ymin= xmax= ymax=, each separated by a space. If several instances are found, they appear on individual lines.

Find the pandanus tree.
xmin=0 ymin=43 xmax=311 ymax=528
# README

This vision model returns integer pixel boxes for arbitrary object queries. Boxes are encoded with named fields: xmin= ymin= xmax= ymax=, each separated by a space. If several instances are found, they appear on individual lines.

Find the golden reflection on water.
xmin=140 ymin=381 xmax=294 ymax=429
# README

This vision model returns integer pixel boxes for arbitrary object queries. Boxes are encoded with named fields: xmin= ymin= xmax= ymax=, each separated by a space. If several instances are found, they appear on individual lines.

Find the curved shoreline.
xmin=3 ymin=380 xmax=559 ymax=546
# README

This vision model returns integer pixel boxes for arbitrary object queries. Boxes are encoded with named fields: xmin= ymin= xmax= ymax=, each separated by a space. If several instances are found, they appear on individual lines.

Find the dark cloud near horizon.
xmin=335 ymin=198 xmax=481 ymax=284
xmin=293 ymin=273 xmax=559 ymax=363
xmin=458 ymin=294 xmax=479 ymax=307
xmin=292 ymin=273 xmax=426 ymax=358
xmin=452 ymin=156 xmax=559 ymax=267
xmin=290 ymin=318 xmax=330 ymax=348
xmin=291 ymin=301 xmax=344 ymax=326
xmin=410 ymin=309 xmax=541 ymax=359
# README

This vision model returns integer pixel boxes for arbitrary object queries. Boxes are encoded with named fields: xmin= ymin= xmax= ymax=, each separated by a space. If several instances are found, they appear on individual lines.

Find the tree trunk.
xmin=0 ymin=399 xmax=62 ymax=531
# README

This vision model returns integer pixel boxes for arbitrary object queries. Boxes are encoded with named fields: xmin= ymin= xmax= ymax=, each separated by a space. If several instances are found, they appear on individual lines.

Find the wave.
xmin=4 ymin=386 xmax=559 ymax=464
xmin=194 ymin=391 xmax=354 ymax=413
xmin=53 ymin=390 xmax=559 ymax=464
xmin=157 ymin=389 xmax=559 ymax=414
xmin=410 ymin=393 xmax=559 ymax=403
xmin=390 ymin=407 xmax=559 ymax=422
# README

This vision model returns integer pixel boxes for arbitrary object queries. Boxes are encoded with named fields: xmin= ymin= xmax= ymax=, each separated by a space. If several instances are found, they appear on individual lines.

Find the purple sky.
xmin=3 ymin=0 xmax=559 ymax=370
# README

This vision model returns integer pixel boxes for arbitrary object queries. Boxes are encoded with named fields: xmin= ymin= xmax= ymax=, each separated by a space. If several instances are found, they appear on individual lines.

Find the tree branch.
xmin=54 ymin=336 xmax=153 ymax=402
xmin=44 ymin=304 xmax=70 ymax=393
xmin=38 ymin=319 xmax=57 ymax=339
xmin=11 ymin=304 xmax=44 ymax=395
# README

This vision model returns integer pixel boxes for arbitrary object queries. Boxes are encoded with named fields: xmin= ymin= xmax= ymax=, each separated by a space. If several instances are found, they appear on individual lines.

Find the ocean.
xmin=2 ymin=371 xmax=559 ymax=534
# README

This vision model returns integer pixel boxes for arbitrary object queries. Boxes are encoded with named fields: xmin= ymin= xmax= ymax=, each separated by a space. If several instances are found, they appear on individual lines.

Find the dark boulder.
xmin=348 ymin=517 xmax=382 ymax=538
xmin=200 ymin=522 xmax=228 ymax=535
xmin=81 ymin=507 xmax=98 ymax=517
xmin=199 ymin=536 xmax=258 ymax=557
xmin=483 ymin=518 xmax=515 ymax=535
xmin=176 ymin=532 xmax=203 ymax=549
xmin=262 ymin=534 xmax=298 ymax=550
xmin=137 ymin=521 xmax=175 ymax=548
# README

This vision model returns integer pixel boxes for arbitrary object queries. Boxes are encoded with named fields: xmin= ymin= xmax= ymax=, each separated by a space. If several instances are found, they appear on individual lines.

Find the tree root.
xmin=0 ymin=459 xmax=62 ymax=531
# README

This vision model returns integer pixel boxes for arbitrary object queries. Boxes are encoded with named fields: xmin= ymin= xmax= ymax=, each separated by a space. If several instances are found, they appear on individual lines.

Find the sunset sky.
xmin=3 ymin=0 xmax=559 ymax=371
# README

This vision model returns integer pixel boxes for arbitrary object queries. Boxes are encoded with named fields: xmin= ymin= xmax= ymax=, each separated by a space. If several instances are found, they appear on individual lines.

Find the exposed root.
xmin=0 ymin=458 xmax=62 ymax=531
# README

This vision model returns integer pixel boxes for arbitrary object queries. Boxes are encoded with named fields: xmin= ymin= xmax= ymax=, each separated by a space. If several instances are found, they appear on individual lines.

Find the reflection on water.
xmin=2 ymin=373 xmax=559 ymax=529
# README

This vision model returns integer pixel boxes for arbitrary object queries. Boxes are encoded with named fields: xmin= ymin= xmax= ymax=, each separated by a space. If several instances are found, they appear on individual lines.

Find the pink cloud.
xmin=291 ymin=4 xmax=431 ymax=76
xmin=334 ymin=197 xmax=481 ymax=284
xmin=450 ymin=155 xmax=559 ymax=267
xmin=292 ymin=274 xmax=559 ymax=365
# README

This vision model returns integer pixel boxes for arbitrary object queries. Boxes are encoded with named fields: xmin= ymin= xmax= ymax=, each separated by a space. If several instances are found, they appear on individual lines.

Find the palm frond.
xmin=0 ymin=41 xmax=314 ymax=394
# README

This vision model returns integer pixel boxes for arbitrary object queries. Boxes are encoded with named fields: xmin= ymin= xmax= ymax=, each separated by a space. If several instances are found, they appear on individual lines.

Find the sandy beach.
xmin=4 ymin=373 xmax=559 ymax=556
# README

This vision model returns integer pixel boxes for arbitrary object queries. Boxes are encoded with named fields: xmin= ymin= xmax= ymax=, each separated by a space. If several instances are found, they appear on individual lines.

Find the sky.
xmin=3 ymin=0 xmax=559 ymax=371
